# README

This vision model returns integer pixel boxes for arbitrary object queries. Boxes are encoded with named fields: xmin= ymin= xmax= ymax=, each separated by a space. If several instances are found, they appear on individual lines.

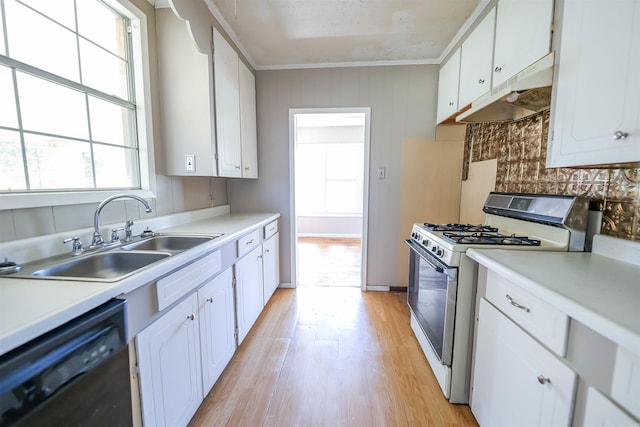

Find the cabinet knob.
xmin=235 ymin=165 xmax=241 ymax=169
xmin=537 ymin=375 xmax=551 ymax=385
xmin=494 ymin=66 xmax=502 ymax=72
xmin=613 ymin=131 xmax=629 ymax=140
xmin=478 ymin=78 xmax=485 ymax=84
xmin=206 ymin=297 xmax=213 ymax=303
xmin=448 ymin=101 xmax=454 ymax=106
xmin=187 ymin=313 xmax=195 ymax=321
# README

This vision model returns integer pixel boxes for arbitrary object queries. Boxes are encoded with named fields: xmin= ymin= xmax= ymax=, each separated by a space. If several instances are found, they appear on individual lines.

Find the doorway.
xmin=289 ymin=108 xmax=370 ymax=290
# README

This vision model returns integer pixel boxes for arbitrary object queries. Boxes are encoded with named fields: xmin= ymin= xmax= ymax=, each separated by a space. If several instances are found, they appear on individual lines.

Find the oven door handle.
xmin=404 ymin=239 xmax=450 ymax=276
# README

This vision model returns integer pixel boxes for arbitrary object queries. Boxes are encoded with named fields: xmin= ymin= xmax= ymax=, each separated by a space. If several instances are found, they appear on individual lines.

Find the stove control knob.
xmin=422 ymin=239 xmax=428 ymax=246
xmin=437 ymin=249 xmax=444 ymax=257
xmin=411 ymin=232 xmax=416 ymax=239
xmin=431 ymin=246 xmax=437 ymax=252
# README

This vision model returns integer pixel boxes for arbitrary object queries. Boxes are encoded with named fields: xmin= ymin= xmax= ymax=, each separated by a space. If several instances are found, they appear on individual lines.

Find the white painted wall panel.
xmin=227 ymin=65 xmax=438 ymax=287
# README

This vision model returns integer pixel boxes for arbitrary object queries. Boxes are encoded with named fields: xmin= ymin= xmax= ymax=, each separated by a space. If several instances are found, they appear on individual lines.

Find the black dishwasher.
xmin=0 ymin=299 xmax=132 ymax=426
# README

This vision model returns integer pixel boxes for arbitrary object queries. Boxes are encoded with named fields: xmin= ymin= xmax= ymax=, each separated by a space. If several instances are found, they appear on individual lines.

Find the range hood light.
xmin=505 ymin=91 xmax=520 ymax=103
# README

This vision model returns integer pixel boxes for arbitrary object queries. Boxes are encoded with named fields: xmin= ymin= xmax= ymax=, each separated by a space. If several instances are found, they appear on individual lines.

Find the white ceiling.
xmin=154 ymin=0 xmax=487 ymax=70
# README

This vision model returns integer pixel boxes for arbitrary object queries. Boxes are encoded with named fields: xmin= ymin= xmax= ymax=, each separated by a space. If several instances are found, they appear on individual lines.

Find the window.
xmin=295 ymin=113 xmax=365 ymax=216
xmin=0 ymin=0 xmax=148 ymax=198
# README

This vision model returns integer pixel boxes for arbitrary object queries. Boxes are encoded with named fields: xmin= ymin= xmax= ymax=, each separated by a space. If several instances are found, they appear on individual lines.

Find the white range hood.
xmin=457 ymin=52 xmax=554 ymax=123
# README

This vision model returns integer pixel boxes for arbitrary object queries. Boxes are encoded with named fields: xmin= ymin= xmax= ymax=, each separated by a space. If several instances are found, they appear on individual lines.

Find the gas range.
xmin=409 ymin=192 xmax=590 ymax=267
xmin=405 ymin=192 xmax=589 ymax=403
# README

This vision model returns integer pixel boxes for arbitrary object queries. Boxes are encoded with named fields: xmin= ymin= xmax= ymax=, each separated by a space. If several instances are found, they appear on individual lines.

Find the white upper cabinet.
xmin=214 ymin=28 xmax=243 ymax=178
xmin=213 ymin=28 xmax=259 ymax=178
xmin=239 ymin=61 xmax=258 ymax=178
xmin=492 ymin=0 xmax=553 ymax=88
xmin=459 ymin=7 xmax=496 ymax=107
xmin=156 ymin=9 xmax=217 ymax=176
xmin=436 ymin=48 xmax=461 ymax=124
xmin=155 ymin=10 xmax=258 ymax=177
xmin=547 ymin=0 xmax=640 ymax=167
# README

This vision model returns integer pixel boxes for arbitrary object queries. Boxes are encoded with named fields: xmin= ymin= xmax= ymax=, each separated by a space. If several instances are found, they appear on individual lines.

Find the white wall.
xmin=297 ymin=215 xmax=362 ymax=237
xmin=227 ymin=65 xmax=438 ymax=287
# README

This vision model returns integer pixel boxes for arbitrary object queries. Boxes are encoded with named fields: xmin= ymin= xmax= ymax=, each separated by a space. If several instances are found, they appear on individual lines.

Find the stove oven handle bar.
xmin=404 ymin=239 xmax=455 ymax=277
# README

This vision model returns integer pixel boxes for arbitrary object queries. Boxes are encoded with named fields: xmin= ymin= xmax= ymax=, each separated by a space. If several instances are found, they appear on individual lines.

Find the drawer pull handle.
xmin=505 ymin=294 xmax=530 ymax=312
xmin=187 ymin=313 xmax=195 ymax=321
xmin=206 ymin=297 xmax=213 ymax=303
xmin=246 ymin=239 xmax=254 ymax=245
xmin=537 ymin=375 xmax=551 ymax=385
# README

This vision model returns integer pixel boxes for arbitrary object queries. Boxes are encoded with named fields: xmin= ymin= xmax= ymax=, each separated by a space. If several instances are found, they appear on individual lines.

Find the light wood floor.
xmin=189 ymin=286 xmax=478 ymax=426
xmin=297 ymin=237 xmax=362 ymax=287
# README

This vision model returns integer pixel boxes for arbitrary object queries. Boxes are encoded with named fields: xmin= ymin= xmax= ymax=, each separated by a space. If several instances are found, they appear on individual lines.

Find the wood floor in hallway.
xmin=189 ymin=286 xmax=478 ymax=426
xmin=297 ymin=237 xmax=362 ymax=287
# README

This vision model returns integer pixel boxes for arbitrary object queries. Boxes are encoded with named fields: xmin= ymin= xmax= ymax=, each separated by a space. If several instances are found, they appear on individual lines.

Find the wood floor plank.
xmin=189 ymin=287 xmax=478 ymax=426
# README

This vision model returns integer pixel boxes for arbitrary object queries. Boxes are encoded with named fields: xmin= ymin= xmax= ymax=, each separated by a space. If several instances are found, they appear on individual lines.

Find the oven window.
xmin=408 ymin=249 xmax=457 ymax=364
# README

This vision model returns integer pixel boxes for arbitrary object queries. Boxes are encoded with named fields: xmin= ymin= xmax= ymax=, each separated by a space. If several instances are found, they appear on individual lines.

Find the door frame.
xmin=288 ymin=107 xmax=371 ymax=291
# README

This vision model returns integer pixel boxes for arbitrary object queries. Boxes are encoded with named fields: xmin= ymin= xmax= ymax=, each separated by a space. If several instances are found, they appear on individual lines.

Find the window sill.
xmin=0 ymin=189 xmax=156 ymax=211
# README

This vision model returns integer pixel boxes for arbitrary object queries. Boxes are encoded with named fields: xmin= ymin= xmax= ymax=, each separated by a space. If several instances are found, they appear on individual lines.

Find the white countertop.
xmin=0 ymin=211 xmax=279 ymax=356
xmin=467 ymin=236 xmax=640 ymax=357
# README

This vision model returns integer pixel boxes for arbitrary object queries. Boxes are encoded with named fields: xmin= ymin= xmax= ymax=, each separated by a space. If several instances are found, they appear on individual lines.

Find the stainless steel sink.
xmin=26 ymin=251 xmax=171 ymax=282
xmin=119 ymin=234 xmax=222 ymax=253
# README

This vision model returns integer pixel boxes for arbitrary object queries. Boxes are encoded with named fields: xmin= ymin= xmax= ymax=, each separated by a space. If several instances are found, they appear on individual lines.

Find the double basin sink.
xmin=10 ymin=234 xmax=223 ymax=282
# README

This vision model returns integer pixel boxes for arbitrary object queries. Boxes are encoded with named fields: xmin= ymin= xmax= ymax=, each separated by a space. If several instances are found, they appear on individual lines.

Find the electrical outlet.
xmin=377 ymin=167 xmax=386 ymax=179
xmin=185 ymin=155 xmax=195 ymax=173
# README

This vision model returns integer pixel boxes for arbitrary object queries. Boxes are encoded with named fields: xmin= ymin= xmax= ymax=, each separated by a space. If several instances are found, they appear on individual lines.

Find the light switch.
xmin=377 ymin=167 xmax=386 ymax=179
xmin=185 ymin=154 xmax=195 ymax=173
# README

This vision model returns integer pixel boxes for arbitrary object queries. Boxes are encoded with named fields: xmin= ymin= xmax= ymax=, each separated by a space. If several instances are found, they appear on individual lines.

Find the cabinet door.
xmin=235 ymin=245 xmax=264 ymax=344
xmin=436 ymin=48 xmax=461 ymax=124
xmin=492 ymin=0 xmax=553 ymax=88
xmin=198 ymin=268 xmax=236 ymax=395
xmin=239 ymin=61 xmax=258 ymax=179
xmin=547 ymin=0 xmax=640 ymax=167
xmin=213 ymin=28 xmax=242 ymax=177
xmin=459 ymin=7 xmax=496 ymax=107
xmin=262 ymin=233 xmax=279 ymax=305
xmin=583 ymin=387 xmax=640 ymax=427
xmin=471 ymin=298 xmax=576 ymax=427
xmin=136 ymin=293 xmax=203 ymax=427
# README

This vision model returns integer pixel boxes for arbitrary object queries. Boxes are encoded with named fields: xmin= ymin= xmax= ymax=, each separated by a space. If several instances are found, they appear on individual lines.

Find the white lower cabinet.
xmin=262 ymin=233 xmax=279 ymax=305
xmin=136 ymin=267 xmax=237 ymax=427
xmin=198 ymin=267 xmax=235 ymax=395
xmin=471 ymin=298 xmax=576 ymax=427
xmin=235 ymin=245 xmax=264 ymax=344
xmin=583 ymin=387 xmax=639 ymax=427
xmin=136 ymin=293 xmax=203 ymax=427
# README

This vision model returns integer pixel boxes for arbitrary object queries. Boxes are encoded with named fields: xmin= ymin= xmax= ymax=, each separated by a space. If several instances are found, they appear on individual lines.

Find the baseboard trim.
xmin=366 ymin=285 xmax=390 ymax=292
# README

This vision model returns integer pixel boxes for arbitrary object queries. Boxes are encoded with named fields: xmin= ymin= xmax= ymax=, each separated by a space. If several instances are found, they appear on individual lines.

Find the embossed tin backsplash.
xmin=467 ymin=111 xmax=640 ymax=241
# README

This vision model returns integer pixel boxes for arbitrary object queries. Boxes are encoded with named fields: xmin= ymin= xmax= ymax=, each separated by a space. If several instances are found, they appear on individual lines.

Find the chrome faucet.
xmin=91 ymin=195 xmax=152 ymax=247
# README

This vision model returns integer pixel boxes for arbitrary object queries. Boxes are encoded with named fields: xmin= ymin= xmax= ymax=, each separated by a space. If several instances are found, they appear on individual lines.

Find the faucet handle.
xmin=111 ymin=227 xmax=125 ymax=243
xmin=124 ymin=220 xmax=135 ymax=242
xmin=63 ymin=236 xmax=83 ymax=255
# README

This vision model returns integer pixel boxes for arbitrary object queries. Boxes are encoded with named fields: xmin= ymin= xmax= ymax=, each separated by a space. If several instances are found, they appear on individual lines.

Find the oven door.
xmin=405 ymin=239 xmax=458 ymax=366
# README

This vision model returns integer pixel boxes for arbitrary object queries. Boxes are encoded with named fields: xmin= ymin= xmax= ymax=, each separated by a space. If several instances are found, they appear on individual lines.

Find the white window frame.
xmin=0 ymin=0 xmax=156 ymax=210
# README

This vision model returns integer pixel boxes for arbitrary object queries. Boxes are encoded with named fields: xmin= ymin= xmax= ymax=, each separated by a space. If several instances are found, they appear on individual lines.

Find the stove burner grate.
xmin=442 ymin=232 xmax=542 ymax=246
xmin=423 ymin=223 xmax=499 ymax=233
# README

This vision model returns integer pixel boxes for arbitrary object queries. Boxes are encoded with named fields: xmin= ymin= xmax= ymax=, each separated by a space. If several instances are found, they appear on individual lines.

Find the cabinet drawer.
xmin=612 ymin=346 xmax=640 ymax=419
xmin=264 ymin=220 xmax=278 ymax=240
xmin=156 ymin=250 xmax=221 ymax=311
xmin=237 ymin=229 xmax=260 ymax=257
xmin=486 ymin=270 xmax=569 ymax=356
